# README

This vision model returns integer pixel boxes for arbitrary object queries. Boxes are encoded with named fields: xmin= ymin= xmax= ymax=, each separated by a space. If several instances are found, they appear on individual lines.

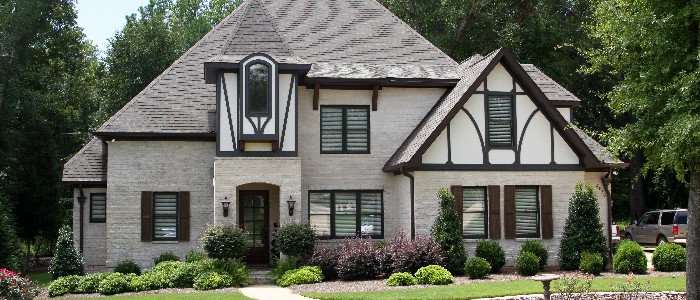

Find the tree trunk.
xmin=628 ymin=150 xmax=645 ymax=221
xmin=687 ymin=171 xmax=700 ymax=300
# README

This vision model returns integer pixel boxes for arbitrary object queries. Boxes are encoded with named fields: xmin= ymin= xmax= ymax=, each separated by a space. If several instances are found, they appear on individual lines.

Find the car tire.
xmin=657 ymin=235 xmax=667 ymax=245
xmin=625 ymin=233 xmax=633 ymax=241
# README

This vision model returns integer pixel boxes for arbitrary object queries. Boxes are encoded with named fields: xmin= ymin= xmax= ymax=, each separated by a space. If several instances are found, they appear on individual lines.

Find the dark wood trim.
xmin=64 ymin=182 xmax=107 ymax=187
xmin=215 ymin=150 xmax=299 ymax=157
xmin=178 ymin=191 xmax=190 ymax=242
xmin=308 ymin=190 xmax=384 ymax=239
xmin=504 ymin=185 xmax=516 ymax=239
xmin=514 ymin=186 xmax=541 ymax=239
xmin=243 ymin=59 xmax=274 ymax=118
xmin=94 ymin=132 xmax=216 ymax=141
xmin=446 ymin=124 xmax=453 ymax=164
xmin=239 ymin=190 xmax=270 ymax=265
xmin=372 ymin=84 xmax=379 ymax=111
xmin=550 ymin=100 xmax=581 ymax=108
xmin=540 ymin=185 xmax=553 ymax=239
xmin=221 ymin=72 xmax=238 ymax=151
xmin=280 ymin=74 xmax=295 ymax=151
xmin=485 ymin=93 xmax=516 ymax=149
xmin=488 ymin=185 xmax=501 ymax=239
xmin=313 ymin=83 xmax=320 ymax=110
xmin=516 ymin=108 xmax=541 ymax=164
xmin=203 ymin=56 xmax=311 ymax=84
xmin=550 ymin=125 xmax=555 ymax=164
xmin=451 ymin=186 xmax=463 ymax=230
xmin=89 ymin=193 xmax=106 ymax=223
xmin=152 ymin=192 xmax=179 ymax=242
xmin=304 ymin=77 xmax=458 ymax=89
xmin=460 ymin=108 xmax=487 ymax=163
xmin=417 ymin=164 xmax=584 ymax=171
xmin=320 ymin=105 xmax=371 ymax=154
xmin=141 ymin=191 xmax=153 ymax=242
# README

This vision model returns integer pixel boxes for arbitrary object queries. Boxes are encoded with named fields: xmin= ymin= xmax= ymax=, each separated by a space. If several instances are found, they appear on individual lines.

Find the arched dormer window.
xmin=247 ymin=62 xmax=271 ymax=116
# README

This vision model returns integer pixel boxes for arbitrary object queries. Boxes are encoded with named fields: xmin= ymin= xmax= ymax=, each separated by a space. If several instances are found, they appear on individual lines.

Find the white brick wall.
xmin=72 ymin=187 xmax=107 ymax=273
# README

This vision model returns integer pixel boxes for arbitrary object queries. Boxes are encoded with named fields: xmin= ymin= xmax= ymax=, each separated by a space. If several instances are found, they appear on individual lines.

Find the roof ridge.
xmin=254 ymin=0 xmax=305 ymax=63
xmin=96 ymin=2 xmax=250 ymax=133
xmin=368 ymin=0 xmax=457 ymax=67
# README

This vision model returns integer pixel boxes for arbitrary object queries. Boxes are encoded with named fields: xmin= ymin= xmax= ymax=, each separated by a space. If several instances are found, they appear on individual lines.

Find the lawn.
xmin=28 ymin=272 xmax=52 ymax=288
xmin=88 ymin=293 xmax=253 ymax=299
xmin=302 ymin=276 xmax=686 ymax=300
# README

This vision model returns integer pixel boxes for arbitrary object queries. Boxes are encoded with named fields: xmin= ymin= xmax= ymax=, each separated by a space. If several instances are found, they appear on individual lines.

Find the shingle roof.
xmin=62 ymin=138 xmax=107 ymax=184
xmin=572 ymin=127 xmax=620 ymax=164
xmin=521 ymin=64 xmax=581 ymax=105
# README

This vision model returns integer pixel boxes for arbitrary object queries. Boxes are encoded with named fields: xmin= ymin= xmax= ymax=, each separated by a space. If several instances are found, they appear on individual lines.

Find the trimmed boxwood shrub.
xmin=579 ymin=251 xmax=604 ymax=275
xmin=154 ymin=251 xmax=180 ymax=265
xmin=213 ymin=258 xmax=251 ymax=286
xmin=305 ymin=246 xmax=339 ymax=280
xmin=193 ymin=271 xmax=233 ymax=290
xmin=613 ymin=240 xmax=647 ymax=274
xmin=114 ymin=260 xmax=141 ymax=275
xmin=201 ymin=224 xmax=247 ymax=260
xmin=47 ymin=275 xmax=82 ymax=297
xmin=131 ymin=261 xmax=184 ymax=291
xmin=515 ymin=251 xmax=540 ymax=276
xmin=465 ymin=257 xmax=491 ymax=279
xmin=520 ymin=241 xmax=548 ymax=271
xmin=414 ymin=265 xmax=453 ymax=285
xmin=652 ymin=243 xmax=686 ymax=272
xmin=559 ymin=183 xmax=608 ymax=270
xmin=98 ymin=273 xmax=136 ymax=295
xmin=277 ymin=266 xmax=324 ymax=287
xmin=336 ymin=237 xmax=380 ymax=280
xmin=270 ymin=257 xmax=300 ymax=282
xmin=431 ymin=188 xmax=468 ymax=275
xmin=275 ymin=223 xmax=317 ymax=258
xmin=48 ymin=225 xmax=84 ymax=279
xmin=77 ymin=272 xmax=110 ymax=293
xmin=387 ymin=272 xmax=416 ymax=286
xmin=475 ymin=240 xmax=505 ymax=273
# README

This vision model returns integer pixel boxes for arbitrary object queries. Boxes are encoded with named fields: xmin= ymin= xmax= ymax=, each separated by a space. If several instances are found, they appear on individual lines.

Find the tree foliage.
xmin=558 ymin=183 xmax=608 ymax=270
xmin=431 ymin=188 xmax=467 ymax=276
xmin=48 ymin=225 xmax=84 ymax=279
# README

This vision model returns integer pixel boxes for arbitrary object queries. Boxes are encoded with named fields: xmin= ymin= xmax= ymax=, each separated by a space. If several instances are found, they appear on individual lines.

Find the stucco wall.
xmin=72 ymin=187 xmax=107 ymax=273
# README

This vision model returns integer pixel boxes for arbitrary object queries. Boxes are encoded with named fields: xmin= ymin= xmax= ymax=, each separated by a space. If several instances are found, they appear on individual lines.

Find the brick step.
xmin=248 ymin=269 xmax=274 ymax=285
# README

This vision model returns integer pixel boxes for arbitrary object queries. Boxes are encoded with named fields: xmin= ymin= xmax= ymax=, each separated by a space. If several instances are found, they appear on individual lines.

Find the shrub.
xmin=0 ymin=268 xmax=40 ymax=300
xmin=387 ymin=272 xmax=416 ymax=286
xmin=515 ymin=251 xmax=540 ymax=276
xmin=186 ymin=250 xmax=207 ymax=263
xmin=613 ymin=240 xmax=647 ymax=274
xmin=201 ymin=224 xmax=247 ymax=260
xmin=465 ymin=257 xmax=491 ymax=279
xmin=559 ymin=183 xmax=608 ymax=270
xmin=131 ymin=261 xmax=184 ymax=291
xmin=275 ymin=223 xmax=317 ymax=258
xmin=305 ymin=246 xmax=339 ymax=280
xmin=277 ymin=266 xmax=324 ymax=287
xmin=170 ymin=262 xmax=201 ymax=288
xmin=414 ymin=265 xmax=453 ymax=285
xmin=336 ymin=237 xmax=380 ymax=280
xmin=652 ymin=243 xmax=686 ymax=272
xmin=579 ymin=251 xmax=604 ymax=275
xmin=431 ymin=188 xmax=468 ymax=276
xmin=154 ymin=251 xmax=180 ymax=265
xmin=475 ymin=240 xmax=505 ymax=273
xmin=47 ymin=275 xmax=81 ymax=297
xmin=48 ymin=225 xmax=84 ymax=279
xmin=0 ymin=200 xmax=22 ymax=272
xmin=520 ymin=241 xmax=548 ymax=271
xmin=77 ymin=272 xmax=109 ymax=293
xmin=270 ymin=257 xmax=300 ymax=282
xmin=193 ymin=271 xmax=233 ymax=290
xmin=114 ymin=260 xmax=141 ymax=275
xmin=383 ymin=232 xmax=443 ymax=274
xmin=213 ymin=258 xmax=251 ymax=286
xmin=98 ymin=272 xmax=135 ymax=295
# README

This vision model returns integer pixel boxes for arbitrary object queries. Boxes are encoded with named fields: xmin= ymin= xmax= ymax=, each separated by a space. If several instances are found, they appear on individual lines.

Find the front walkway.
xmin=240 ymin=285 xmax=316 ymax=300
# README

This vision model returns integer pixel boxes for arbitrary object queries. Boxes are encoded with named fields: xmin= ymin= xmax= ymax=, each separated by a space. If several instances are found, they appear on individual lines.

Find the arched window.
xmin=247 ymin=63 xmax=270 ymax=114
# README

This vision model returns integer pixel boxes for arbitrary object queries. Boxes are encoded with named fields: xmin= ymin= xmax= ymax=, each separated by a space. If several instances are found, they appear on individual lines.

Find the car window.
xmin=661 ymin=212 xmax=675 ymax=225
xmin=675 ymin=211 xmax=687 ymax=225
xmin=638 ymin=213 xmax=651 ymax=225
xmin=647 ymin=212 xmax=660 ymax=225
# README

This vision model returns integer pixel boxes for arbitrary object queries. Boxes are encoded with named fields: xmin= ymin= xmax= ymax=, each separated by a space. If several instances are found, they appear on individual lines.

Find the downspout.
xmin=601 ymin=167 xmax=614 ymax=268
xmin=77 ymin=185 xmax=86 ymax=253
xmin=400 ymin=166 xmax=415 ymax=239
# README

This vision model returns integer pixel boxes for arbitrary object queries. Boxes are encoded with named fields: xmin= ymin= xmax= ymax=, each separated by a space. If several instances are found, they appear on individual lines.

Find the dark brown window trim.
xmin=515 ymin=186 xmax=540 ymax=239
xmin=89 ymin=193 xmax=106 ymax=223
xmin=244 ymin=59 xmax=274 ymax=118
xmin=308 ymin=190 xmax=384 ymax=239
xmin=320 ymin=105 xmax=371 ymax=154
xmin=485 ymin=94 xmax=516 ymax=148
xmin=153 ymin=192 xmax=179 ymax=242
xmin=461 ymin=187 xmax=488 ymax=239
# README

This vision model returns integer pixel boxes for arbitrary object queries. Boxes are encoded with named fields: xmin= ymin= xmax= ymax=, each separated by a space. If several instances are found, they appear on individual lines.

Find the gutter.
xmin=77 ymin=185 xmax=86 ymax=253
xmin=400 ymin=166 xmax=415 ymax=239
xmin=601 ymin=167 xmax=614 ymax=267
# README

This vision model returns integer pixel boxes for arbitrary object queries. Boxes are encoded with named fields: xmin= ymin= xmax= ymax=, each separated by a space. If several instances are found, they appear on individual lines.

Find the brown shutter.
xmin=179 ymin=191 xmax=190 ymax=242
xmin=451 ymin=186 xmax=464 ymax=230
xmin=504 ymin=185 xmax=516 ymax=239
xmin=541 ymin=185 xmax=553 ymax=239
xmin=141 ymin=192 xmax=153 ymax=242
xmin=488 ymin=185 xmax=501 ymax=239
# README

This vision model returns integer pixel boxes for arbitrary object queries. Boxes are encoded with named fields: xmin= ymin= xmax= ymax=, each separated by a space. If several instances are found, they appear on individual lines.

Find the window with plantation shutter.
xmin=153 ymin=193 xmax=178 ymax=241
xmin=308 ymin=190 xmax=383 ymax=238
xmin=515 ymin=187 xmax=539 ymax=238
xmin=320 ymin=106 xmax=369 ymax=154
xmin=487 ymin=95 xmax=514 ymax=146
xmin=90 ymin=193 xmax=106 ymax=223
xmin=462 ymin=187 xmax=488 ymax=238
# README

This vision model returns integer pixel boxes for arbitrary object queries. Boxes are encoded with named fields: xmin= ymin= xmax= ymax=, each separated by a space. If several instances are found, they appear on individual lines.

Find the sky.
xmin=74 ymin=0 xmax=151 ymax=55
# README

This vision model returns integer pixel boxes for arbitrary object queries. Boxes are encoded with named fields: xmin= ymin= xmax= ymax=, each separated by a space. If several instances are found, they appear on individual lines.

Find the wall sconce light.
xmin=221 ymin=197 xmax=231 ymax=217
xmin=286 ymin=195 xmax=296 ymax=216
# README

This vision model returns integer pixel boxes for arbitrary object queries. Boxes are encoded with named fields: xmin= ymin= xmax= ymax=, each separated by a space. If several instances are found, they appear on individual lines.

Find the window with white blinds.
xmin=90 ymin=193 xmax=106 ymax=223
xmin=309 ymin=190 xmax=383 ymax=238
xmin=154 ymin=193 xmax=178 ymax=241
xmin=487 ymin=95 xmax=514 ymax=146
xmin=320 ymin=106 xmax=369 ymax=153
xmin=462 ymin=187 xmax=487 ymax=238
xmin=515 ymin=187 xmax=539 ymax=238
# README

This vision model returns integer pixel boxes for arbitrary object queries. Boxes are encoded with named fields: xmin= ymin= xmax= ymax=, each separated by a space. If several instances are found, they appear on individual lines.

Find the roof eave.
xmin=93 ymin=132 xmax=216 ymax=141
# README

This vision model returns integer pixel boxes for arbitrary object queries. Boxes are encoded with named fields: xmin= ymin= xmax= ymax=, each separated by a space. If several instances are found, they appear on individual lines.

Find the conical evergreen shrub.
xmin=558 ymin=183 xmax=608 ymax=270
xmin=0 ymin=198 xmax=22 ymax=271
xmin=431 ymin=188 xmax=468 ymax=275
xmin=49 ymin=225 xmax=84 ymax=279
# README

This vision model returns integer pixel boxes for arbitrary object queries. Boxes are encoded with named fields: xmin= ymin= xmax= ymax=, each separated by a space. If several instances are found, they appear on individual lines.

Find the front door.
xmin=239 ymin=190 xmax=269 ymax=265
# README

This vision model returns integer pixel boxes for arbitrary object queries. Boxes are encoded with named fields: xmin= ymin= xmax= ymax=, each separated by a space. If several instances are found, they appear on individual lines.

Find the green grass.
xmin=302 ymin=276 xmax=686 ymax=300
xmin=28 ymin=272 xmax=52 ymax=287
xmin=87 ymin=293 xmax=254 ymax=299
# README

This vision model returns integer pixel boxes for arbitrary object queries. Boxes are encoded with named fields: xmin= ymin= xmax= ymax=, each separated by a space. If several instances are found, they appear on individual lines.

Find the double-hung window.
xmin=320 ymin=106 xmax=370 ymax=153
xmin=153 ymin=192 xmax=178 ymax=241
xmin=462 ymin=187 xmax=488 ymax=238
xmin=515 ymin=186 xmax=539 ymax=238
xmin=90 ymin=193 xmax=106 ymax=223
xmin=487 ymin=95 xmax=514 ymax=147
xmin=309 ymin=190 xmax=383 ymax=238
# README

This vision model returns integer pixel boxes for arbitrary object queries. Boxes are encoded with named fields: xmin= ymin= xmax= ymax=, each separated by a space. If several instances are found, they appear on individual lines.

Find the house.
xmin=62 ymin=0 xmax=623 ymax=272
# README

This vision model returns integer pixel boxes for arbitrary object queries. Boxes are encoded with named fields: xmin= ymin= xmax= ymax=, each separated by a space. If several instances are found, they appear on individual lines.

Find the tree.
xmin=431 ymin=188 xmax=468 ymax=275
xmin=0 ymin=196 xmax=22 ymax=271
xmin=558 ymin=183 xmax=608 ymax=270
xmin=587 ymin=1 xmax=700 ymax=297
xmin=48 ymin=225 xmax=84 ymax=279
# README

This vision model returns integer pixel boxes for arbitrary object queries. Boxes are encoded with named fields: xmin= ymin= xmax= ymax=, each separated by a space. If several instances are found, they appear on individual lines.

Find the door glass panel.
xmin=242 ymin=193 xmax=266 ymax=248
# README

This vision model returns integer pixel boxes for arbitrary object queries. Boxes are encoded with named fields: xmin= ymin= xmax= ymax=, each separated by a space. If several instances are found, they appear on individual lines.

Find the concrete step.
xmin=249 ymin=269 xmax=274 ymax=285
